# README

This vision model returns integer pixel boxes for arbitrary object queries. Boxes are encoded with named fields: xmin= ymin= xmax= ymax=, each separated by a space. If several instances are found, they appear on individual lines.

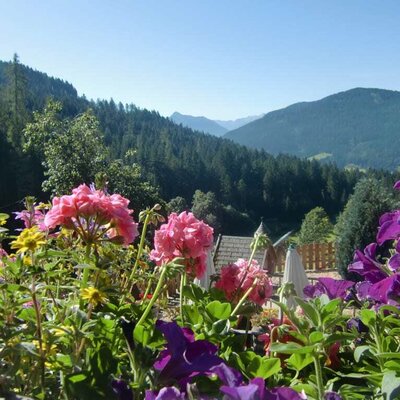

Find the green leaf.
xmin=324 ymin=332 xmax=357 ymax=346
xmin=211 ymin=319 xmax=230 ymax=335
xmin=360 ymin=309 xmax=376 ymax=327
xmin=270 ymin=342 xmax=315 ymax=354
xmin=206 ymin=300 xmax=231 ymax=320
xmin=354 ymin=345 xmax=371 ymax=362
xmin=382 ymin=371 xmax=400 ymax=400
xmin=385 ymin=360 xmax=400 ymax=371
xmin=183 ymin=304 xmax=203 ymax=325
xmin=134 ymin=324 xmax=151 ymax=346
xmin=309 ymin=331 xmax=324 ymax=344
xmin=294 ymin=297 xmax=320 ymax=326
xmin=287 ymin=352 xmax=314 ymax=371
xmin=182 ymin=284 xmax=206 ymax=302
xmin=247 ymin=356 xmax=281 ymax=379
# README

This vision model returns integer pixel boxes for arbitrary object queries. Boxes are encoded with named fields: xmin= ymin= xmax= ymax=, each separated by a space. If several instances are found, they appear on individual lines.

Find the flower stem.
xmin=31 ymin=274 xmax=45 ymax=395
xmin=231 ymin=278 xmax=259 ymax=317
xmin=127 ymin=212 xmax=151 ymax=290
xmin=313 ymin=353 xmax=324 ymax=400
xmin=179 ymin=271 xmax=187 ymax=324
xmin=137 ymin=263 xmax=169 ymax=326
xmin=81 ymin=243 xmax=92 ymax=289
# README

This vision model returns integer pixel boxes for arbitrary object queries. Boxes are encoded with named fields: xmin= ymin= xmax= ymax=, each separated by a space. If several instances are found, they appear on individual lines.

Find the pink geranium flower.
xmin=150 ymin=212 xmax=213 ymax=278
xmin=44 ymin=184 xmax=139 ymax=245
xmin=215 ymin=258 xmax=273 ymax=306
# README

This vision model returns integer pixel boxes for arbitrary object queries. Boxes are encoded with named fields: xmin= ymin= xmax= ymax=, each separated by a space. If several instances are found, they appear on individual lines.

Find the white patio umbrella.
xmin=194 ymin=249 xmax=216 ymax=289
xmin=279 ymin=246 xmax=309 ymax=309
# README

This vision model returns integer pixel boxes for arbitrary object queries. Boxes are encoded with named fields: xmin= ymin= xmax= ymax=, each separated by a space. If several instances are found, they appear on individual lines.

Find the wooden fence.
xmin=274 ymin=242 xmax=336 ymax=273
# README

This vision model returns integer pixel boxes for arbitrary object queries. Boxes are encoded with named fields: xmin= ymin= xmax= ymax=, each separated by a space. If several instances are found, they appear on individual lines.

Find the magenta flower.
xmin=368 ymin=273 xmax=400 ymax=304
xmin=44 ymin=184 xmax=138 ymax=245
xmin=303 ymin=277 xmax=353 ymax=300
xmin=220 ymin=377 xmax=306 ymax=400
xmin=348 ymin=243 xmax=387 ymax=283
xmin=150 ymin=212 xmax=213 ymax=278
xmin=145 ymin=387 xmax=185 ymax=400
xmin=215 ymin=259 xmax=273 ymax=306
xmin=376 ymin=211 xmax=400 ymax=246
xmin=111 ymin=379 xmax=133 ymax=400
xmin=154 ymin=320 xmax=226 ymax=386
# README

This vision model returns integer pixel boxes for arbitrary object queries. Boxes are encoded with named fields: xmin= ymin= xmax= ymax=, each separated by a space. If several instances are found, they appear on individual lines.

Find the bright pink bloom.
xmin=44 ymin=184 xmax=139 ymax=245
xmin=150 ymin=212 xmax=213 ymax=278
xmin=215 ymin=258 xmax=273 ymax=306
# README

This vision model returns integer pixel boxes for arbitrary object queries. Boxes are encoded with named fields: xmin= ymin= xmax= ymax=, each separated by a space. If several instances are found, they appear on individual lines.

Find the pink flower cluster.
xmin=44 ymin=184 xmax=139 ymax=245
xmin=215 ymin=258 xmax=273 ymax=306
xmin=150 ymin=212 xmax=213 ymax=278
xmin=15 ymin=207 xmax=47 ymax=231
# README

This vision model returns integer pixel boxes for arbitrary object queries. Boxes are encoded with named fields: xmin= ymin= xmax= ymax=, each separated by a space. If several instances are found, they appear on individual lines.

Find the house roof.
xmin=213 ymin=235 xmax=266 ymax=271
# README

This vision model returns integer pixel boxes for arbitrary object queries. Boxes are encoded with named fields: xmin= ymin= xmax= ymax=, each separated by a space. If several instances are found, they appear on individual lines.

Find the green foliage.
xmin=24 ymin=101 xmax=107 ymax=195
xmin=335 ymin=178 xmax=396 ymax=278
xmin=191 ymin=190 xmax=222 ymax=234
xmin=298 ymin=207 xmax=333 ymax=245
xmin=166 ymin=196 xmax=188 ymax=213
xmin=1 ymin=58 xmax=399 ymax=236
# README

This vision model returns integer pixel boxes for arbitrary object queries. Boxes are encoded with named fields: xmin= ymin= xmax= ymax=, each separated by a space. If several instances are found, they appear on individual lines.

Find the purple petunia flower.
xmin=145 ymin=386 xmax=186 ymax=400
xmin=111 ymin=379 xmax=134 ymax=400
xmin=220 ymin=377 xmax=306 ymax=400
xmin=376 ymin=211 xmax=400 ymax=246
xmin=394 ymin=181 xmax=400 ymax=191
xmin=154 ymin=320 xmax=227 ymax=387
xmin=324 ymin=391 xmax=342 ymax=400
xmin=347 ymin=318 xmax=368 ymax=333
xmin=348 ymin=243 xmax=387 ymax=283
xmin=389 ymin=253 xmax=400 ymax=272
xmin=368 ymin=273 xmax=400 ymax=304
xmin=303 ymin=277 xmax=353 ymax=300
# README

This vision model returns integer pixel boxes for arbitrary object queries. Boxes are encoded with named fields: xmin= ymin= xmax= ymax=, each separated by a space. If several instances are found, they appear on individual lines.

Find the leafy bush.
xmin=298 ymin=206 xmax=333 ymax=245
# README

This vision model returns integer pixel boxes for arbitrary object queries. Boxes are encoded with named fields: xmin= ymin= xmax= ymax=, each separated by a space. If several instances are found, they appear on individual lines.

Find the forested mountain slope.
xmin=0 ymin=58 xmax=395 ymax=235
xmin=225 ymin=88 xmax=400 ymax=170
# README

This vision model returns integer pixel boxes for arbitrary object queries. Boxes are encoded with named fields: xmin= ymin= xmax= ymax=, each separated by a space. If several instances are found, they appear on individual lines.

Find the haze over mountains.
xmin=225 ymin=88 xmax=400 ymax=171
xmin=170 ymin=112 xmax=263 ymax=136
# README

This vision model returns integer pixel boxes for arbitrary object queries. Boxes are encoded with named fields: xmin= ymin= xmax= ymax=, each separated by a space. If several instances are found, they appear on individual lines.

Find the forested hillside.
xmin=226 ymin=88 xmax=400 ymax=170
xmin=0 ymin=57 xmax=396 ymax=235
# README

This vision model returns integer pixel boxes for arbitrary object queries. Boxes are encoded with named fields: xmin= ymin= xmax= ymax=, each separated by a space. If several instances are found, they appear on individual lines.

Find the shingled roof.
xmin=213 ymin=235 xmax=266 ymax=272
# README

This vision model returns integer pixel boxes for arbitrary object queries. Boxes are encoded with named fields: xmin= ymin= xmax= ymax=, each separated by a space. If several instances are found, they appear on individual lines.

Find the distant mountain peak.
xmin=170 ymin=112 xmax=263 ymax=136
xmin=224 ymin=87 xmax=400 ymax=171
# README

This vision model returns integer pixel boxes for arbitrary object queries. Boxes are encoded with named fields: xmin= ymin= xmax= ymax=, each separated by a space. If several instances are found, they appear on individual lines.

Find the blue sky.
xmin=1 ymin=1 xmax=400 ymax=119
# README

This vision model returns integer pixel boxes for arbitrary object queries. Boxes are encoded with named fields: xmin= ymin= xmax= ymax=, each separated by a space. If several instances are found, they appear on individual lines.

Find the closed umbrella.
xmin=194 ymin=249 xmax=216 ymax=289
xmin=279 ymin=246 xmax=309 ymax=309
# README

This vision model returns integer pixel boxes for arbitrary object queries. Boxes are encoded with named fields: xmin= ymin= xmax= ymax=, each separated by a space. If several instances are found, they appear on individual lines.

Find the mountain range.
xmin=170 ymin=112 xmax=263 ymax=136
xmin=224 ymin=88 xmax=400 ymax=170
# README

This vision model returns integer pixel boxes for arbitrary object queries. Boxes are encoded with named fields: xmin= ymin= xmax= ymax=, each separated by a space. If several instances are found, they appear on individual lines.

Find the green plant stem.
xmin=81 ymin=243 xmax=92 ymax=289
xmin=231 ymin=278 xmax=259 ymax=317
xmin=136 ymin=264 xmax=169 ymax=326
xmin=140 ymin=271 xmax=156 ymax=305
xmin=179 ymin=271 xmax=187 ymax=324
xmin=127 ymin=212 xmax=151 ymax=290
xmin=31 ymin=275 xmax=45 ymax=395
xmin=313 ymin=353 xmax=324 ymax=400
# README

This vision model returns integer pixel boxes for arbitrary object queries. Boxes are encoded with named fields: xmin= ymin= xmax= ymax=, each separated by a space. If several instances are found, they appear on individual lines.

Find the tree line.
xmin=0 ymin=56 xmax=398 ymax=236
